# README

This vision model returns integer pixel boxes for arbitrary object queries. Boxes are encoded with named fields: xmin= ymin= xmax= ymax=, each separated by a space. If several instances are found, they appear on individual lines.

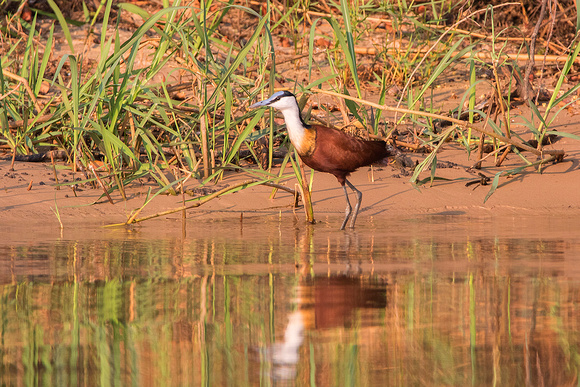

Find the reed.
xmin=0 ymin=0 xmax=578 ymax=210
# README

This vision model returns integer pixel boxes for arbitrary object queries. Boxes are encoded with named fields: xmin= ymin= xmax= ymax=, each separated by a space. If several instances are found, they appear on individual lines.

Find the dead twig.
xmin=2 ymin=70 xmax=42 ymax=113
xmin=245 ymin=50 xmax=327 ymax=73
xmin=119 ymin=180 xmax=246 ymax=226
xmin=523 ymin=0 xmax=549 ymax=101
xmin=352 ymin=47 xmax=580 ymax=64
xmin=264 ymin=181 xmax=301 ymax=208
xmin=471 ymin=144 xmax=510 ymax=169
xmin=0 ymin=82 xmax=23 ymax=102
xmin=493 ymin=64 xmax=513 ymax=167
xmin=465 ymin=172 xmax=490 ymax=188
xmin=89 ymin=163 xmax=114 ymax=204
xmin=475 ymin=92 xmax=496 ymax=169
xmin=535 ymin=0 xmax=558 ymax=104
xmin=7 ymin=114 xmax=55 ymax=130
xmin=107 ymin=180 xmax=301 ymax=227
xmin=262 ymin=181 xmax=301 ymax=200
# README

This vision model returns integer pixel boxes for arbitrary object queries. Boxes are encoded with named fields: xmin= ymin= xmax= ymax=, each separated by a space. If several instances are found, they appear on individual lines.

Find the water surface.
xmin=1 ymin=214 xmax=580 ymax=386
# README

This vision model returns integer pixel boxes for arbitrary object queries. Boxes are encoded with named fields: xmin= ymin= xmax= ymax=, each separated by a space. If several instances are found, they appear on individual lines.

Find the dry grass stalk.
xmin=314 ymin=89 xmax=564 ymax=159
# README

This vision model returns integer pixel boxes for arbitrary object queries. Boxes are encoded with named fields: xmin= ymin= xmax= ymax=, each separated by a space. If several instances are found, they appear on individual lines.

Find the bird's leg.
xmin=345 ymin=179 xmax=362 ymax=229
xmin=340 ymin=185 xmax=352 ymax=230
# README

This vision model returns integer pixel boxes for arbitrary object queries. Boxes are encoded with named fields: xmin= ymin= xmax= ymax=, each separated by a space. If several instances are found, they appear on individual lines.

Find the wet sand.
xmin=2 ymin=128 xmax=579 ymax=231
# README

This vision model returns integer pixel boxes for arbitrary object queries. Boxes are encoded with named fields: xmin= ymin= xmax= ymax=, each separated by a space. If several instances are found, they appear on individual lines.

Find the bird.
xmin=250 ymin=90 xmax=397 ymax=230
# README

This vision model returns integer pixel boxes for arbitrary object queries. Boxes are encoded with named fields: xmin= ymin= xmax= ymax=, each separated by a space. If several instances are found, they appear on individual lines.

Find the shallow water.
xmin=1 ymin=214 xmax=580 ymax=386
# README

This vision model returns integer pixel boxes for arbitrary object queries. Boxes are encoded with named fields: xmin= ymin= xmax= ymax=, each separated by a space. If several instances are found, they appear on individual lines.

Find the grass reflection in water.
xmin=1 ymin=216 xmax=579 ymax=386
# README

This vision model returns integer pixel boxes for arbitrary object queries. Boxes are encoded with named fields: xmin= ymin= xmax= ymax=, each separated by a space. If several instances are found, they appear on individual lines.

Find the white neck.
xmin=279 ymin=104 xmax=308 ymax=154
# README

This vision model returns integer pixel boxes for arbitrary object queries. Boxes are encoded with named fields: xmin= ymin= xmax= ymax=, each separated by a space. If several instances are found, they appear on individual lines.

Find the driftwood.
xmin=1 ymin=150 xmax=69 ymax=162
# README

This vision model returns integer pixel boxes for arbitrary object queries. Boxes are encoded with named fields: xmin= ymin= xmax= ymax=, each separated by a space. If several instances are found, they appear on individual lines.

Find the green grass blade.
xmin=542 ymin=40 xmax=580 ymax=120
xmin=47 ymin=0 xmax=75 ymax=54
xmin=339 ymin=0 xmax=361 ymax=96
xmin=410 ymin=126 xmax=455 ymax=186
xmin=484 ymin=172 xmax=503 ymax=203
xmin=117 ymin=3 xmax=150 ymax=19
xmin=21 ymin=12 xmax=37 ymax=80
xmin=34 ymin=23 xmax=54 ymax=95
xmin=222 ymin=109 xmax=265 ymax=166
xmin=576 ymin=0 xmax=580 ymax=32
xmin=546 ymin=131 xmax=580 ymax=141
xmin=201 ymin=14 xmax=270 ymax=117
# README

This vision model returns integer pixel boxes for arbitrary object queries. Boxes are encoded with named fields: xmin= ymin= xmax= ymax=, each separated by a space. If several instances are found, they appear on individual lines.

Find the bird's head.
xmin=249 ymin=90 xmax=298 ymax=112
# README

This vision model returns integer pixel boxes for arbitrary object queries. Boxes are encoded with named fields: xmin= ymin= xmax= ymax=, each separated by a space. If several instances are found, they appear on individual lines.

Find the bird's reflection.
xmin=268 ymin=228 xmax=387 ymax=381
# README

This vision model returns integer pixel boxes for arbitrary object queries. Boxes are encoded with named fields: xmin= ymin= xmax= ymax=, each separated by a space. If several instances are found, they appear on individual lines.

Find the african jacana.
xmin=250 ymin=91 xmax=396 ymax=230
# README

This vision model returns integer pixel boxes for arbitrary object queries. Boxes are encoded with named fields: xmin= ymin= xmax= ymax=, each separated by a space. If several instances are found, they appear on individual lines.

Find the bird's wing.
xmin=300 ymin=125 xmax=387 ymax=181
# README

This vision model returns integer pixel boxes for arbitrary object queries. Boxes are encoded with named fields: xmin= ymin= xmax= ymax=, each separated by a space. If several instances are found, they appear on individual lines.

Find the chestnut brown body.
xmin=298 ymin=124 xmax=389 ymax=186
